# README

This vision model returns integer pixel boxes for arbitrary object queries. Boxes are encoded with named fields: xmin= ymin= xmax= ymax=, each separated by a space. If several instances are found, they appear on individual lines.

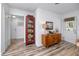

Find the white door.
xmin=64 ymin=17 xmax=77 ymax=44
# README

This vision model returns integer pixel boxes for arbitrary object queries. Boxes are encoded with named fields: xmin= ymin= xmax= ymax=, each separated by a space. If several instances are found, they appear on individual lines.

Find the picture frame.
xmin=46 ymin=21 xmax=53 ymax=30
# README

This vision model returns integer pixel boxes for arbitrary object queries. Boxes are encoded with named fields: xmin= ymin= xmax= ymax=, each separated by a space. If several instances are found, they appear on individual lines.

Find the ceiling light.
xmin=12 ymin=15 xmax=16 ymax=18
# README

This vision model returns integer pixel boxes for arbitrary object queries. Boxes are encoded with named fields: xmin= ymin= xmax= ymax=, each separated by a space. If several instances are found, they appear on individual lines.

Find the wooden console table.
xmin=42 ymin=33 xmax=61 ymax=47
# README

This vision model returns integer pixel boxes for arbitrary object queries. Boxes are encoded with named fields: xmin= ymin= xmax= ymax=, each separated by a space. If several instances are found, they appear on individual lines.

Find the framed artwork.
xmin=46 ymin=21 xmax=53 ymax=30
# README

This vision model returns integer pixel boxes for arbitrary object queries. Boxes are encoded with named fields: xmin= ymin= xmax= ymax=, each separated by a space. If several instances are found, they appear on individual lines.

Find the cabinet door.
xmin=26 ymin=15 xmax=35 ymax=45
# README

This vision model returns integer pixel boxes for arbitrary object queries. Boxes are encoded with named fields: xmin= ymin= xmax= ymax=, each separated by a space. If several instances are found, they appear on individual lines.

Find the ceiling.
xmin=7 ymin=3 xmax=79 ymax=14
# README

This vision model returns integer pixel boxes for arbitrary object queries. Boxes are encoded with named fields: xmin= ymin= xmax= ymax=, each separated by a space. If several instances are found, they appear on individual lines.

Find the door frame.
xmin=10 ymin=15 xmax=25 ymax=43
xmin=64 ymin=16 xmax=77 ymax=44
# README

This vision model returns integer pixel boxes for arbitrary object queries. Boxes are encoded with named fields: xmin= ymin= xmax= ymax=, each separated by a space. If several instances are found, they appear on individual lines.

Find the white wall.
xmin=1 ymin=4 xmax=11 ymax=54
xmin=9 ymin=8 xmax=34 ymax=16
xmin=62 ymin=10 xmax=79 ymax=44
xmin=15 ymin=18 xmax=24 ymax=39
xmin=1 ymin=4 xmax=6 ymax=54
xmin=0 ymin=4 xmax=2 ymax=55
xmin=35 ymin=8 xmax=62 ymax=47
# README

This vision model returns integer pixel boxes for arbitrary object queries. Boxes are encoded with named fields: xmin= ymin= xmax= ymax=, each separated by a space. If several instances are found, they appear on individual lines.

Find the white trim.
xmin=24 ymin=16 xmax=26 ymax=44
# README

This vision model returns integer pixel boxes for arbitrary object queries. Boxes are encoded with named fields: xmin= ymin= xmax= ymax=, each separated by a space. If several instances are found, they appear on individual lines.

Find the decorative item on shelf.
xmin=55 ymin=28 xmax=59 ymax=32
xmin=28 ymin=29 xmax=33 ymax=33
xmin=49 ymin=31 xmax=54 ymax=34
xmin=31 ymin=25 xmax=34 ymax=28
xmin=28 ymin=19 xmax=33 ymax=24
xmin=28 ymin=24 xmax=31 ymax=28
xmin=29 ymin=39 xmax=32 ymax=41
xmin=28 ymin=34 xmax=33 ymax=38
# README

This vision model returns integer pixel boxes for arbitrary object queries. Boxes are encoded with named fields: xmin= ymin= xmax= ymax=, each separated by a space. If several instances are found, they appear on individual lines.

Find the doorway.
xmin=10 ymin=15 xmax=24 ymax=49
xmin=64 ymin=17 xmax=77 ymax=44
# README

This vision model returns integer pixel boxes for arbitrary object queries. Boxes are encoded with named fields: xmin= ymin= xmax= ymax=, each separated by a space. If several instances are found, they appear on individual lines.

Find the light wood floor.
xmin=2 ymin=40 xmax=79 ymax=56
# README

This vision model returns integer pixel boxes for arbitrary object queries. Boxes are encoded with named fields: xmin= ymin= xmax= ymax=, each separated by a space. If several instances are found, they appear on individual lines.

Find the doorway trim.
xmin=64 ymin=16 xmax=77 ymax=44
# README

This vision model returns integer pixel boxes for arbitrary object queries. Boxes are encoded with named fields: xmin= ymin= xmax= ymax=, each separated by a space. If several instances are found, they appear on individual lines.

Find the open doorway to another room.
xmin=9 ymin=15 xmax=25 ymax=51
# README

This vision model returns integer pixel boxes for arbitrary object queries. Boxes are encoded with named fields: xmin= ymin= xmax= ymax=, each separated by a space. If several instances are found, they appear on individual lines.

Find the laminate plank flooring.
xmin=2 ymin=40 xmax=78 ymax=56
